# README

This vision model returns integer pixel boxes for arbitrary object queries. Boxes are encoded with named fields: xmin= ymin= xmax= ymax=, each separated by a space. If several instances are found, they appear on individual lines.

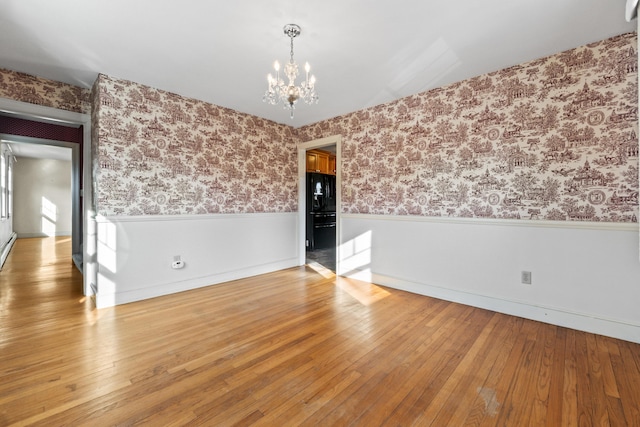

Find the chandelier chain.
xmin=290 ymin=36 xmax=294 ymax=64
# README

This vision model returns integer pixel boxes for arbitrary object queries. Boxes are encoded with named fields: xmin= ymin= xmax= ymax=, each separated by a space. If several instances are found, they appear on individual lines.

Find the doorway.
xmin=0 ymin=98 xmax=93 ymax=296
xmin=297 ymin=135 xmax=341 ymax=274
xmin=0 ymin=131 xmax=81 ymax=269
xmin=8 ymin=140 xmax=74 ymax=237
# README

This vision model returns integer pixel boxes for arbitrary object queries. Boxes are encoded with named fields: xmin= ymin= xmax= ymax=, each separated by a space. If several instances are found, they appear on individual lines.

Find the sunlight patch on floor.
xmin=334 ymin=276 xmax=390 ymax=306
xmin=307 ymin=261 xmax=335 ymax=279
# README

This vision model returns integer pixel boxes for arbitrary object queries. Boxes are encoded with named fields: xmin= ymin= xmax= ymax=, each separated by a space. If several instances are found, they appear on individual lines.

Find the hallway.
xmin=0 ymin=236 xmax=86 ymax=312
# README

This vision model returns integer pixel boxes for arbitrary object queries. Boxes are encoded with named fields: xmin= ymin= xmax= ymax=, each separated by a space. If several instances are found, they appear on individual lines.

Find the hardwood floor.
xmin=2 ymin=237 xmax=640 ymax=426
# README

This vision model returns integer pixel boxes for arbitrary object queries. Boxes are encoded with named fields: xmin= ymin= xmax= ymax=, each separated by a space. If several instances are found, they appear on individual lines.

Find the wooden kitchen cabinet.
xmin=328 ymin=155 xmax=336 ymax=175
xmin=306 ymin=149 xmax=336 ymax=175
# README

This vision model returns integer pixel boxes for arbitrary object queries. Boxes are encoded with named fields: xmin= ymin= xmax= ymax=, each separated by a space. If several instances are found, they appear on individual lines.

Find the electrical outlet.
xmin=172 ymin=260 xmax=185 ymax=269
xmin=172 ymin=255 xmax=185 ymax=269
xmin=521 ymin=271 xmax=532 ymax=285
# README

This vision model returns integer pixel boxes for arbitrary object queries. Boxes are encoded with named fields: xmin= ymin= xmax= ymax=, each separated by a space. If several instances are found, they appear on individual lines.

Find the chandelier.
xmin=263 ymin=24 xmax=318 ymax=119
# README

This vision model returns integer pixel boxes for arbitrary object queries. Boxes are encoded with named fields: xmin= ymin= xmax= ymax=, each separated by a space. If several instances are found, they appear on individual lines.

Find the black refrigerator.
xmin=306 ymin=173 xmax=336 ymax=250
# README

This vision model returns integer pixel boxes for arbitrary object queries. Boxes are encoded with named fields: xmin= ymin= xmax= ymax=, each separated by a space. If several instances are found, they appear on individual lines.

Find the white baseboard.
xmin=95 ymin=256 xmax=299 ymax=309
xmin=363 ymin=271 xmax=640 ymax=344
xmin=17 ymin=232 xmax=72 ymax=238
xmin=0 ymin=232 xmax=17 ymax=269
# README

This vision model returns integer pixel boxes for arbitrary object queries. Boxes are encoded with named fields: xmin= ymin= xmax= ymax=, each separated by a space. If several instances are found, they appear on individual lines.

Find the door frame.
xmin=297 ymin=135 xmax=342 ymax=271
xmin=0 ymin=134 xmax=80 ymax=249
xmin=0 ymin=97 xmax=94 ymax=296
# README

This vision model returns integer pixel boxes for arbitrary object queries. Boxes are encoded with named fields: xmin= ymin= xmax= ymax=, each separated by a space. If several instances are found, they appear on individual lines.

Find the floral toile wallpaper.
xmin=298 ymin=33 xmax=639 ymax=222
xmin=0 ymin=68 xmax=90 ymax=114
xmin=2 ymin=33 xmax=638 ymax=222
xmin=92 ymin=74 xmax=298 ymax=216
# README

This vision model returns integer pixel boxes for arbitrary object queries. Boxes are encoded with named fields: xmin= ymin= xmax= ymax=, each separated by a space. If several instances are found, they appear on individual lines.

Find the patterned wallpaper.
xmin=92 ymin=74 xmax=298 ymax=216
xmin=0 ymin=68 xmax=90 ymax=114
xmin=2 ymin=33 xmax=638 ymax=223
xmin=298 ymin=33 xmax=639 ymax=222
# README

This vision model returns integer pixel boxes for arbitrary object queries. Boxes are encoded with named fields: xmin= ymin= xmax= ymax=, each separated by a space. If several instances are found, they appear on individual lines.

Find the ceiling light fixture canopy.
xmin=263 ymin=24 xmax=318 ymax=119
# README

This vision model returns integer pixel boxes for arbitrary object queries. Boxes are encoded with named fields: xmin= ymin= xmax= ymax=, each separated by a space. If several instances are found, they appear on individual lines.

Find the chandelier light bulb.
xmin=263 ymin=23 xmax=319 ymax=119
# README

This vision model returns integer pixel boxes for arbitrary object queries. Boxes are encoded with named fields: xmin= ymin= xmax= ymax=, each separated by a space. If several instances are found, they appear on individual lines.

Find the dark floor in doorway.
xmin=306 ymin=247 xmax=336 ymax=272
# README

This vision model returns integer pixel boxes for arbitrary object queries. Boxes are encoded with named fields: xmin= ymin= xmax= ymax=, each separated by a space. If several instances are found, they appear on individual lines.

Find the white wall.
xmin=94 ymin=213 xmax=299 ymax=308
xmin=13 ymin=157 xmax=72 ymax=238
xmin=339 ymin=215 xmax=640 ymax=343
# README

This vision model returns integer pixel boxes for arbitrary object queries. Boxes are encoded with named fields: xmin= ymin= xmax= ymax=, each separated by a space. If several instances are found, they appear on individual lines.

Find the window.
xmin=0 ymin=148 xmax=11 ymax=220
xmin=7 ymin=153 xmax=12 ymax=218
xmin=1 ymin=151 xmax=6 ymax=219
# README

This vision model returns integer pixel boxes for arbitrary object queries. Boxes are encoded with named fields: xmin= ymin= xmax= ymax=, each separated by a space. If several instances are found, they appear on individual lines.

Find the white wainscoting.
xmin=95 ymin=212 xmax=299 ymax=308
xmin=339 ymin=214 xmax=640 ymax=343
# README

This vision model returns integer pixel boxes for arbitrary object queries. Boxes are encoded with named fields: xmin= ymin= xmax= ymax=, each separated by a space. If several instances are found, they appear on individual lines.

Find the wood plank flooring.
xmin=1 ymin=237 xmax=640 ymax=426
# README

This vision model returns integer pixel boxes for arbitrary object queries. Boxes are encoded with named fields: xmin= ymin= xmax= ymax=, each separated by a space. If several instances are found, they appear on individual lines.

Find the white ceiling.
xmin=3 ymin=140 xmax=72 ymax=161
xmin=0 ymin=1 xmax=636 ymax=128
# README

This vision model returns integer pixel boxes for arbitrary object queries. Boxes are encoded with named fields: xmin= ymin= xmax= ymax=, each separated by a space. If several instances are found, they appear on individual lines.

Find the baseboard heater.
xmin=0 ymin=232 xmax=17 ymax=270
